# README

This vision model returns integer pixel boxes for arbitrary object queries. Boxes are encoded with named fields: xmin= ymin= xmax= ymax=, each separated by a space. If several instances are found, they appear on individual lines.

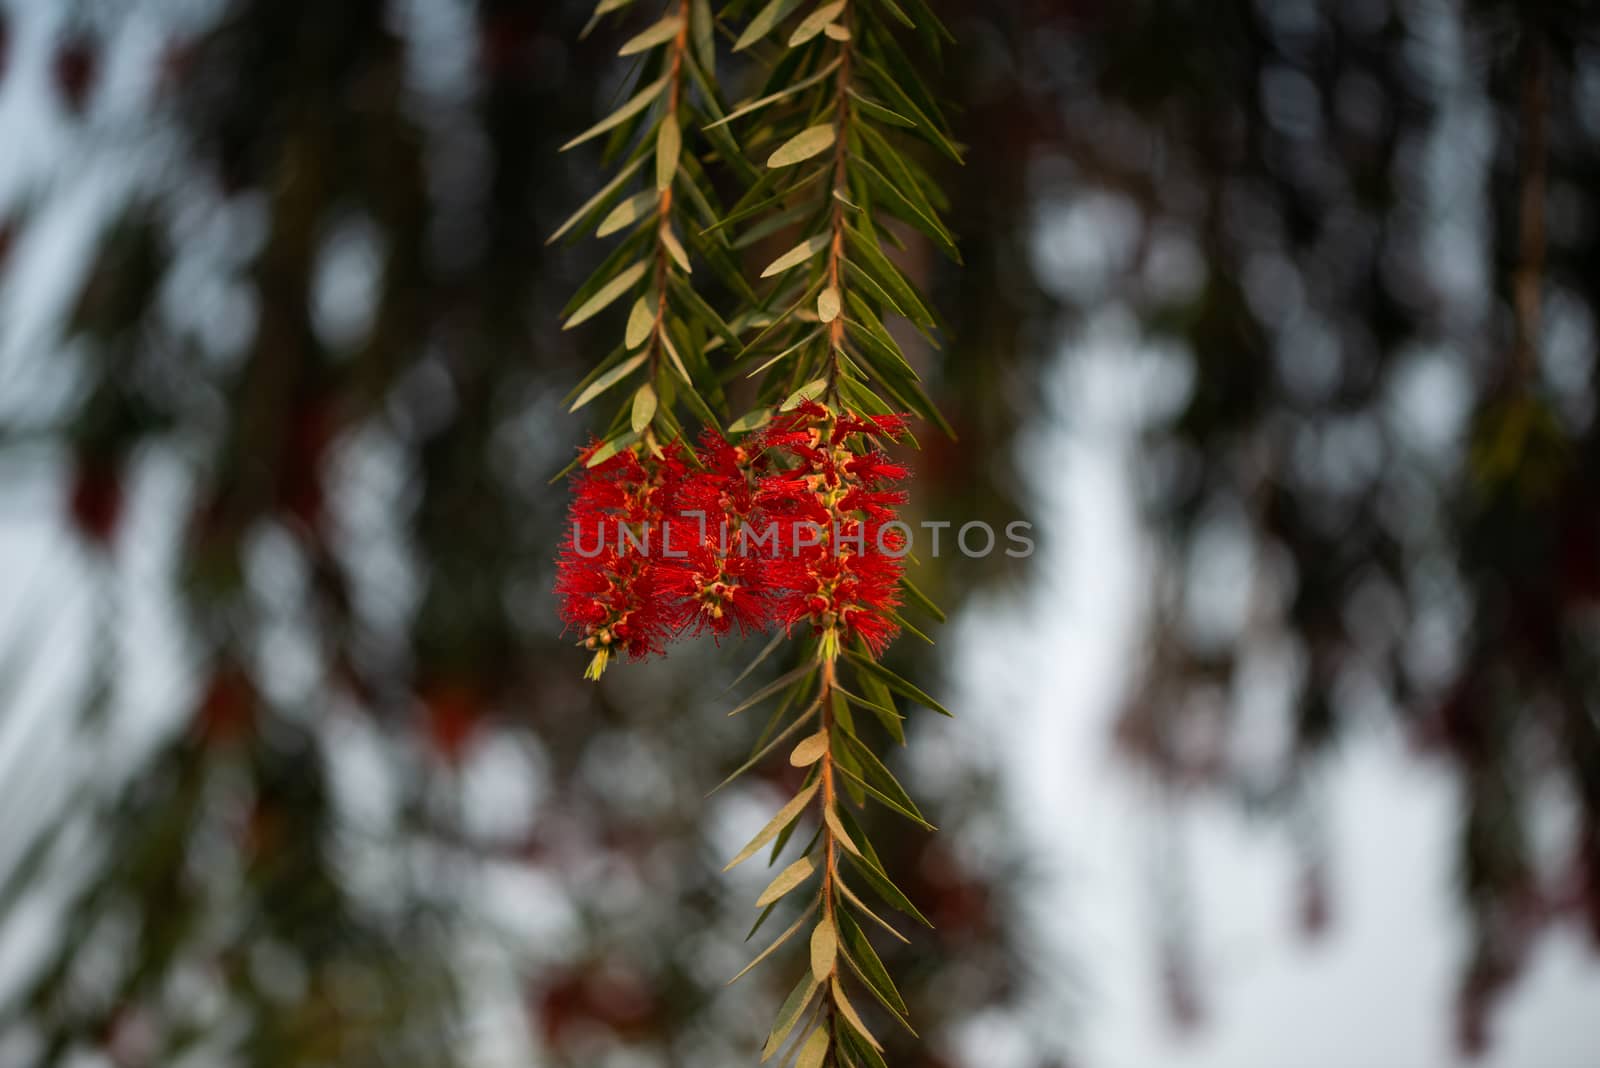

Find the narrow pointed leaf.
xmin=710 ymin=705 xmax=818 ymax=795
xmin=810 ymin=917 xmax=837 ymax=980
xmin=618 ymin=14 xmax=683 ymax=56
xmin=561 ymin=74 xmax=668 ymax=151
xmin=548 ymin=153 xmax=649 ymax=243
xmin=790 ymin=731 xmax=828 ymax=767
xmin=825 ymin=803 xmax=862 ymax=854
xmin=729 ymin=661 xmax=817 ymax=717
xmin=835 ymin=910 xmax=913 ymax=1024
xmin=729 ymin=900 xmax=819 ymax=983
xmin=724 ymin=780 xmax=820 ymax=871
xmin=756 ymin=856 xmax=815 ymax=907
xmin=789 ymin=1 xmax=845 ymax=46
xmin=762 ymin=973 xmax=822 ymax=1061
xmin=630 ymin=383 xmax=658 ymax=432
xmin=707 ymin=58 xmax=841 ymax=128
xmin=569 ymin=351 xmax=648 ymax=411
xmin=735 ymin=0 xmax=804 ymax=51
xmin=761 ymin=234 xmax=830 ymax=278
xmin=843 ymin=650 xmax=952 ymax=716
xmin=796 ymin=1027 xmax=830 ymax=1068
xmin=767 ymin=124 xmax=836 ymax=168
xmin=564 ymin=260 xmax=648 ymax=329
xmin=818 ymin=286 xmax=841 ymax=322
xmin=625 ymin=296 xmax=656 ymax=348
xmin=831 ymin=976 xmax=883 ymax=1051
xmin=782 ymin=378 xmax=830 ymax=410
xmin=656 ymin=119 xmax=681 ymax=190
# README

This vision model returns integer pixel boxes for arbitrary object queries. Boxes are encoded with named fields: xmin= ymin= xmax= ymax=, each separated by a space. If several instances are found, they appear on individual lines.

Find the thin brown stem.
xmin=649 ymin=0 xmax=693 ymax=377
xmin=823 ymin=5 xmax=855 ymax=396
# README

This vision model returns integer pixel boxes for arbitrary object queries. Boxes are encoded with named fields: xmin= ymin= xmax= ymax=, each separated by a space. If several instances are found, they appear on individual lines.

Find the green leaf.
xmin=858 ymin=156 xmax=957 ymax=259
xmin=729 ymin=661 xmax=818 ymax=717
xmin=584 ymin=429 xmax=640 ymax=468
xmin=782 ymin=378 xmax=830 ymax=410
xmin=560 ymin=74 xmax=669 ymax=151
xmin=761 ymin=233 xmax=830 ymax=278
xmin=625 ymin=296 xmax=656 ymax=348
xmin=747 ymin=329 xmax=821 ymax=378
xmin=710 ymin=704 xmax=818 ymax=795
xmin=547 ymin=152 xmax=649 ymax=244
xmin=825 ymin=802 xmax=862 ymax=855
xmin=729 ymin=407 xmax=774 ymax=434
xmin=834 ymin=731 xmax=933 ymax=828
xmin=767 ymin=124 xmax=837 ymax=168
xmin=887 ymin=608 xmax=933 ymax=645
xmin=732 ymin=200 xmax=819 ymax=251
xmin=729 ymin=900 xmax=819 ymax=984
xmin=860 ymin=54 xmax=962 ymax=162
xmin=842 ymin=258 xmax=907 ymax=320
xmin=706 ymin=58 xmax=842 ymax=129
xmin=789 ymin=1 xmax=845 ymax=46
xmin=818 ymin=286 xmax=841 ymax=322
xmin=656 ymin=118 xmax=681 ymax=190
xmin=568 ymin=351 xmax=648 ymax=411
xmin=618 ymin=14 xmax=684 ymax=55
xmin=836 ymin=684 xmax=904 ymax=733
xmin=755 ymin=855 xmax=815 ymax=907
xmin=735 ymin=0 xmax=804 ymax=51
xmin=630 ymin=383 xmax=658 ymax=432
xmin=835 ymin=909 xmax=910 ymax=1020
xmin=843 ymin=650 xmax=952 ymax=716
xmin=661 ymin=223 xmax=692 ymax=272
xmin=837 ymin=1020 xmax=892 ymax=1068
xmin=564 ymin=260 xmax=649 ymax=329
xmin=581 ymin=0 xmax=636 ymax=37
xmin=796 ymin=1027 xmax=830 ymax=1068
xmin=703 ymin=167 xmax=826 ymax=235
xmin=848 ymin=88 xmax=917 ymax=128
xmin=762 ymin=973 xmax=822 ymax=1061
xmin=669 ymin=274 xmax=741 ymax=350
xmin=836 ymin=876 xmax=909 ymax=944
xmin=789 ymin=730 xmax=829 ymax=767
xmin=835 ymin=805 xmax=933 ymax=927
xmin=597 ymin=189 xmax=657 ymax=237
xmin=690 ymin=0 xmax=716 ymax=76
xmin=844 ymin=226 xmax=935 ymax=326
xmin=831 ymin=975 xmax=883 ymax=1051
xmin=898 ymin=574 xmax=945 ymax=622
xmin=724 ymin=780 xmax=820 ymax=871
xmin=727 ymin=630 xmax=788 ymax=692
xmin=809 ymin=916 xmax=837 ymax=980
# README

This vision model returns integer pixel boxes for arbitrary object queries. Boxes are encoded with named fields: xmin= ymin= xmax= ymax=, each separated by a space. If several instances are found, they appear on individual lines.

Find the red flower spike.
xmin=554 ymin=408 xmax=915 ymax=677
xmin=555 ymin=441 xmax=686 ymax=678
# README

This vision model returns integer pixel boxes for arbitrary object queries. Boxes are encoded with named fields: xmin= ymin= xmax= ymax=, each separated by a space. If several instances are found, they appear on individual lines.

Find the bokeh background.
xmin=2 ymin=1 xmax=1600 ymax=1066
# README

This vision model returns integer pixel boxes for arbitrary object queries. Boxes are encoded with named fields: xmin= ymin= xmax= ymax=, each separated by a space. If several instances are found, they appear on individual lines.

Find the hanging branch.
xmin=553 ymin=0 xmax=754 ymax=458
xmin=554 ymin=1 xmax=961 ymax=1060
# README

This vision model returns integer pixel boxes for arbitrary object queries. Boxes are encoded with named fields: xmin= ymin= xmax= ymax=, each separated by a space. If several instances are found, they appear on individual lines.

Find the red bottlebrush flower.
xmin=194 ymin=665 xmax=255 ymax=746
xmin=68 ymin=451 xmax=124 ymax=546
xmin=657 ymin=540 xmax=770 ymax=639
xmin=554 ymin=407 xmax=915 ymax=674
xmin=755 ymin=405 xmax=910 ymax=658
xmin=421 ymin=680 xmax=481 ymax=767
xmin=555 ymin=442 xmax=685 ymax=677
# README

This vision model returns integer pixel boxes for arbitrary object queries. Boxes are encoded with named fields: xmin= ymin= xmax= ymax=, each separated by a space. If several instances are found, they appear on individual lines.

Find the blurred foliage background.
xmin=1 ymin=0 xmax=1598 ymax=1065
